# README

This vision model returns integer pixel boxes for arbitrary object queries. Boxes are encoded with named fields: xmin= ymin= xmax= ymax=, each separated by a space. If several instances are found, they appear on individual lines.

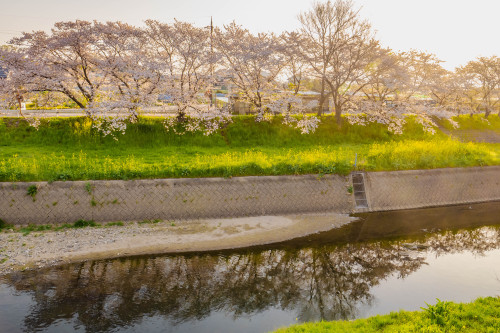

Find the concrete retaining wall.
xmin=364 ymin=166 xmax=500 ymax=211
xmin=0 ymin=175 xmax=353 ymax=225
xmin=0 ymin=166 xmax=499 ymax=225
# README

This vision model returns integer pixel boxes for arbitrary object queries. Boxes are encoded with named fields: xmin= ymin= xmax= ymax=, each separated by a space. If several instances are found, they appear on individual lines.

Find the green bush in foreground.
xmin=274 ymin=297 xmax=500 ymax=333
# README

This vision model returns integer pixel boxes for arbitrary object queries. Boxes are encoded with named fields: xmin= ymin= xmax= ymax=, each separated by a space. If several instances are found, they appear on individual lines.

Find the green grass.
xmin=274 ymin=297 xmax=500 ymax=333
xmin=14 ymin=220 xmax=100 ymax=235
xmin=438 ymin=114 xmax=500 ymax=131
xmin=105 ymin=221 xmax=124 ymax=227
xmin=0 ymin=115 xmax=498 ymax=182
xmin=0 ymin=219 xmax=12 ymax=231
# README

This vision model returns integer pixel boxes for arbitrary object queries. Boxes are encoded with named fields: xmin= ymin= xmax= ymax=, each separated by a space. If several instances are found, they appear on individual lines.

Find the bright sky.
xmin=1 ymin=0 xmax=499 ymax=70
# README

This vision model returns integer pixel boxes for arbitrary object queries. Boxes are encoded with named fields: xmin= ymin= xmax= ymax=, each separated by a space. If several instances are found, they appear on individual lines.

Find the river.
xmin=1 ymin=202 xmax=499 ymax=332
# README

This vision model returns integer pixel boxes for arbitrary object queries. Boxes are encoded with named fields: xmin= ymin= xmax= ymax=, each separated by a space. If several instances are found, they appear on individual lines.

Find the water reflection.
xmin=1 ymin=202 xmax=500 ymax=332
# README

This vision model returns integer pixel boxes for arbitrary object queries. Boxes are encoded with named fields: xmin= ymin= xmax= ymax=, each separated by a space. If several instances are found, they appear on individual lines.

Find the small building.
xmin=0 ymin=66 xmax=7 ymax=79
xmin=297 ymin=91 xmax=330 ymax=113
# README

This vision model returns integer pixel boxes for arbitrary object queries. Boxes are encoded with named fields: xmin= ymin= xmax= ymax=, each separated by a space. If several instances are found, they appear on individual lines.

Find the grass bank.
xmin=0 ymin=115 xmax=498 ymax=182
xmin=274 ymin=297 xmax=500 ymax=333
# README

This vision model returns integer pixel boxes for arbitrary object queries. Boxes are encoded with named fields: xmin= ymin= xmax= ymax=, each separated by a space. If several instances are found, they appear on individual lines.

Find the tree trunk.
xmin=15 ymin=91 xmax=24 ymax=118
xmin=130 ymin=108 xmax=139 ymax=122
xmin=176 ymin=105 xmax=187 ymax=123
xmin=484 ymin=107 xmax=490 ymax=118
xmin=335 ymin=103 xmax=342 ymax=126
xmin=318 ymin=76 xmax=325 ymax=117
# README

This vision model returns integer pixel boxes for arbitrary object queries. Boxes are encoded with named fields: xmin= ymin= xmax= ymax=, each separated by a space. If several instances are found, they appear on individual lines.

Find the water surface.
xmin=1 ymin=202 xmax=500 ymax=333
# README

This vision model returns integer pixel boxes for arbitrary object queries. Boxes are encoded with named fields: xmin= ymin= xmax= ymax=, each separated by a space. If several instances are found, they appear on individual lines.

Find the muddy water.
xmin=1 ymin=202 xmax=500 ymax=333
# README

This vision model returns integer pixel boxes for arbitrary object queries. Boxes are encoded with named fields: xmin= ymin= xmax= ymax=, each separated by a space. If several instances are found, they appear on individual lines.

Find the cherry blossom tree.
xmin=361 ymin=48 xmax=409 ymax=102
xmin=145 ymin=19 xmax=215 ymax=121
xmin=298 ymin=0 xmax=379 ymax=123
xmin=457 ymin=56 xmax=500 ymax=117
xmin=3 ymin=21 xmax=105 ymax=115
xmin=93 ymin=21 xmax=163 ymax=120
xmin=0 ymin=46 xmax=25 ymax=113
xmin=2 ymin=13 xmax=496 ymax=136
xmin=214 ymin=22 xmax=285 ymax=114
xmin=396 ymin=50 xmax=443 ymax=102
xmin=279 ymin=31 xmax=308 ymax=96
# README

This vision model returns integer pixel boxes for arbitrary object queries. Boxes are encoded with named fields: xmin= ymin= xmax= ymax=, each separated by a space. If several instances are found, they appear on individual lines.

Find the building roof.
xmin=0 ymin=67 xmax=7 ymax=79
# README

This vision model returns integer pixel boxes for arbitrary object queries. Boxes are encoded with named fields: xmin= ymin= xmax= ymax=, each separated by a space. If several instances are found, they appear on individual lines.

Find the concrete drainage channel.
xmin=0 ymin=166 xmax=499 ymax=225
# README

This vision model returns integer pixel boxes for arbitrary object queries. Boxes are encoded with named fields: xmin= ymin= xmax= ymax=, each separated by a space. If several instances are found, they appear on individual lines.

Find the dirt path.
xmin=449 ymin=129 xmax=500 ymax=143
xmin=0 ymin=213 xmax=354 ymax=276
xmin=437 ymin=124 xmax=500 ymax=143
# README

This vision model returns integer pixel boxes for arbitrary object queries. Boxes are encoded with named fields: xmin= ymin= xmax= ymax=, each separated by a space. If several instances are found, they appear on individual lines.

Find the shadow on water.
xmin=1 ymin=201 xmax=500 ymax=332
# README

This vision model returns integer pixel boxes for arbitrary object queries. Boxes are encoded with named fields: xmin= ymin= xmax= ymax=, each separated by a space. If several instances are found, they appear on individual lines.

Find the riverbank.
xmin=1 ymin=115 xmax=499 ymax=182
xmin=0 ymin=213 xmax=353 ymax=276
xmin=274 ymin=297 xmax=500 ymax=332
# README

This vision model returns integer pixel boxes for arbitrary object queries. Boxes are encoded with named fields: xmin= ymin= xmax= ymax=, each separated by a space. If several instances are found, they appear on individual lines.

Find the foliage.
xmin=273 ymin=297 xmax=500 ymax=333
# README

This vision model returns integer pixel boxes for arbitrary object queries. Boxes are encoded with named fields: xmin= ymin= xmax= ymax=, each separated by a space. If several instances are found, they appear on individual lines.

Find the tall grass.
xmin=0 ymin=116 xmax=498 ymax=182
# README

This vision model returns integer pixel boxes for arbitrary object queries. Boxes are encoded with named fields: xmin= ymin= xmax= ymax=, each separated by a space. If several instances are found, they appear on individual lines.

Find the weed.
xmin=85 ymin=182 xmax=92 ymax=194
xmin=106 ymin=221 xmax=124 ymax=227
xmin=422 ymin=299 xmax=451 ymax=326
xmin=54 ymin=224 xmax=73 ymax=231
xmin=347 ymin=186 xmax=353 ymax=194
xmin=0 ymin=219 xmax=10 ymax=230
xmin=73 ymin=219 xmax=98 ymax=228
xmin=139 ymin=219 xmax=162 ymax=225
xmin=58 ymin=173 xmax=71 ymax=181
xmin=19 ymin=224 xmax=52 ymax=236
xmin=0 ymin=258 xmax=7 ymax=264
xmin=26 ymin=185 xmax=38 ymax=201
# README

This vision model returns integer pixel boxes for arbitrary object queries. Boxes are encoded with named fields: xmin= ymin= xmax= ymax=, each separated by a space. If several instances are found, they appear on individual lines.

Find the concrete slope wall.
xmin=0 ymin=166 xmax=499 ymax=225
xmin=0 ymin=175 xmax=353 ymax=225
xmin=364 ymin=166 xmax=500 ymax=211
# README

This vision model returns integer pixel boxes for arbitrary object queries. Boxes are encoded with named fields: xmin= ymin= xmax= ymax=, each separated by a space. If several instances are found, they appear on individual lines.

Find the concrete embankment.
xmin=1 ymin=166 xmax=499 ymax=225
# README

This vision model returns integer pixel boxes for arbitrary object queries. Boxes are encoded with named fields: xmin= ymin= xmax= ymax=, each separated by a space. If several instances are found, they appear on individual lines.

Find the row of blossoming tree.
xmin=0 ymin=0 xmax=499 ymax=135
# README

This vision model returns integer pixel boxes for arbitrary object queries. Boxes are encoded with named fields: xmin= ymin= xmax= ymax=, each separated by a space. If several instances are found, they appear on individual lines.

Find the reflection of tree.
xmin=4 ymin=226 xmax=500 ymax=332
xmin=424 ymin=228 xmax=500 ymax=256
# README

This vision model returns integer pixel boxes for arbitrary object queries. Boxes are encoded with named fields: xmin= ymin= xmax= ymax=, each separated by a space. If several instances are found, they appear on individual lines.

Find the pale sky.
xmin=1 ymin=0 xmax=499 ymax=70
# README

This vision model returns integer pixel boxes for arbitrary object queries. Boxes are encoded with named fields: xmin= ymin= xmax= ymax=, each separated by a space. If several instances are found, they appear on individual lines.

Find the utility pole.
xmin=210 ymin=16 xmax=214 ymax=73
xmin=210 ymin=16 xmax=215 ymax=107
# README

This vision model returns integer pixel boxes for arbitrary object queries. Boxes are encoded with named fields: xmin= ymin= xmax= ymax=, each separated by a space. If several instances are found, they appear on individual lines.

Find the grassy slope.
xmin=273 ymin=297 xmax=500 ymax=333
xmin=0 ymin=115 xmax=498 ymax=182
